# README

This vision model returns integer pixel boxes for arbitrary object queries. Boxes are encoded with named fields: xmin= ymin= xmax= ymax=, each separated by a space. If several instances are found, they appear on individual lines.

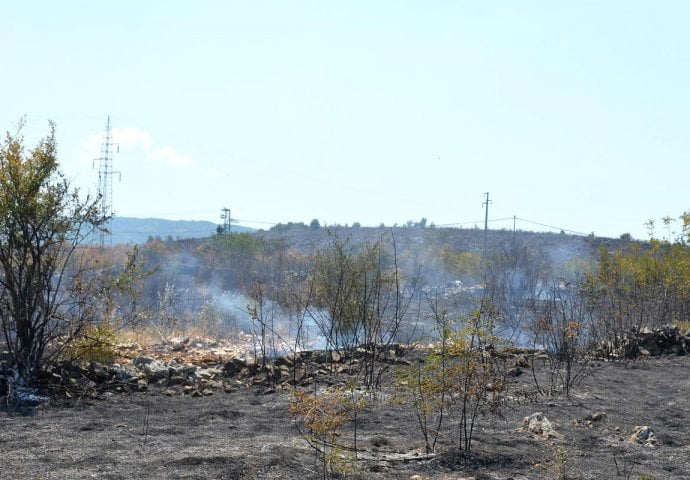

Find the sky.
xmin=1 ymin=1 xmax=688 ymax=240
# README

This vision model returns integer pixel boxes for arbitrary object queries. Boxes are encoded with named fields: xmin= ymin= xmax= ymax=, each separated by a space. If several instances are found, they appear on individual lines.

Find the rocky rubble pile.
xmin=43 ymin=343 xmax=412 ymax=400
xmin=597 ymin=324 xmax=690 ymax=359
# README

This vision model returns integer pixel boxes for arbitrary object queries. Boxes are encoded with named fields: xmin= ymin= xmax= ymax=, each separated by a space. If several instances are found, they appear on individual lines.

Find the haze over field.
xmin=2 ymin=2 xmax=689 ymax=239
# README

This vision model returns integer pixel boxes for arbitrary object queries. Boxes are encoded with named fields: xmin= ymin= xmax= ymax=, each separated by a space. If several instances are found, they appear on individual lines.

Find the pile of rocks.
xmin=597 ymin=324 xmax=690 ymax=359
xmin=44 ymin=344 xmax=413 ymax=399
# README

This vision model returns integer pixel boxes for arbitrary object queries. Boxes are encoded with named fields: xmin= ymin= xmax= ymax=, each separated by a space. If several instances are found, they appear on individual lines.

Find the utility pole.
xmin=93 ymin=116 xmax=120 ymax=246
xmin=220 ymin=208 xmax=236 ymax=234
xmin=513 ymin=215 xmax=517 ymax=245
xmin=482 ymin=192 xmax=491 ymax=256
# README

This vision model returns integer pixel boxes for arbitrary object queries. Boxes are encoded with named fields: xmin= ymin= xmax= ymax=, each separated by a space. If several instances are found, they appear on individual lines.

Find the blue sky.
xmin=2 ymin=1 xmax=688 ymax=240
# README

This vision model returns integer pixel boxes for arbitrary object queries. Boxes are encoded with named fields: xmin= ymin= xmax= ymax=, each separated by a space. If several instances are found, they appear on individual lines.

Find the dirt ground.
xmin=1 ymin=353 xmax=690 ymax=480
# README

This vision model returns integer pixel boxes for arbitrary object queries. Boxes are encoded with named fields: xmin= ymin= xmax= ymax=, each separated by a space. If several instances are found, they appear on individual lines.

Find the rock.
xmin=88 ymin=362 xmax=112 ymax=383
xmin=141 ymin=360 xmax=170 ymax=382
xmin=224 ymin=357 xmax=248 ymax=376
xmin=198 ymin=367 xmax=223 ymax=380
xmin=522 ymin=412 xmax=560 ymax=438
xmin=574 ymin=411 xmax=607 ymax=428
xmin=507 ymin=366 xmax=523 ymax=377
xmin=115 ymin=342 xmax=141 ymax=351
xmin=204 ymin=380 xmax=223 ymax=389
xmin=169 ymin=336 xmax=189 ymax=351
xmin=514 ymin=354 xmax=531 ymax=368
xmin=586 ymin=412 xmax=607 ymax=423
xmin=167 ymin=375 xmax=187 ymax=386
xmin=630 ymin=426 xmax=658 ymax=447
xmin=274 ymin=355 xmax=294 ymax=368
xmin=183 ymin=385 xmax=195 ymax=395
xmin=309 ymin=351 xmax=330 ymax=364
xmin=132 ymin=356 xmax=155 ymax=367
xmin=58 ymin=360 xmax=89 ymax=380
xmin=114 ymin=366 xmax=142 ymax=384
xmin=276 ymin=365 xmax=291 ymax=379
xmin=163 ymin=388 xmax=177 ymax=396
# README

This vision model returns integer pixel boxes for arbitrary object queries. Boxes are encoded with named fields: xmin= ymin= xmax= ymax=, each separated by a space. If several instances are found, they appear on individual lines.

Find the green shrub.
xmin=674 ymin=320 xmax=690 ymax=333
xmin=65 ymin=324 xmax=119 ymax=363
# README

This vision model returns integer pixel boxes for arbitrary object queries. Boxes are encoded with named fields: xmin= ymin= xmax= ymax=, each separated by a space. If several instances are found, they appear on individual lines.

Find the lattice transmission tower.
xmin=94 ymin=116 xmax=120 ymax=246
xmin=219 ymin=207 xmax=237 ymax=235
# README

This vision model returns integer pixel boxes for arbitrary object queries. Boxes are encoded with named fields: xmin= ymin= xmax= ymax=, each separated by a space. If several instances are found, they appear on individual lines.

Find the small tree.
xmin=303 ymin=231 xmax=420 ymax=389
xmin=528 ymin=280 xmax=592 ymax=396
xmin=398 ymin=298 xmax=507 ymax=456
xmin=289 ymin=386 xmax=367 ymax=479
xmin=0 ymin=121 xmax=105 ymax=385
xmin=397 ymin=301 xmax=452 ymax=454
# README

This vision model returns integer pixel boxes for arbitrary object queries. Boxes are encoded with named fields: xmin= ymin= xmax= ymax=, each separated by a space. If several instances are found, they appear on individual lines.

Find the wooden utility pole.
xmin=482 ymin=192 xmax=491 ymax=256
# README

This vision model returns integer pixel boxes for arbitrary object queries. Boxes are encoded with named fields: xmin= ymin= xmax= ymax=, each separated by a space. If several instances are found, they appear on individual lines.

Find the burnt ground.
xmin=1 ymin=353 xmax=690 ymax=480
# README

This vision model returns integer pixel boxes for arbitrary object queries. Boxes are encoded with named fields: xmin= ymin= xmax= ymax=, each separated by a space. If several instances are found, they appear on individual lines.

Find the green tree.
xmin=582 ymin=239 xmax=690 ymax=357
xmin=303 ymin=232 xmax=420 ymax=388
xmin=0 ymin=122 xmax=105 ymax=384
xmin=398 ymin=299 xmax=507 ymax=455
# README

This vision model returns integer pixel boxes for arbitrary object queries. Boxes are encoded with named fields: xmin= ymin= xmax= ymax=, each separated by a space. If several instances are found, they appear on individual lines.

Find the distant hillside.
xmin=256 ymin=224 xmax=633 ymax=268
xmin=105 ymin=217 xmax=253 ymax=245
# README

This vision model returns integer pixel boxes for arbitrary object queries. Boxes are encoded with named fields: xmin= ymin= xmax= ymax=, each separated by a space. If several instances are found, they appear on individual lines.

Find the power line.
xmin=436 ymin=216 xmax=588 ymax=236
xmin=513 ymin=217 xmax=588 ymax=236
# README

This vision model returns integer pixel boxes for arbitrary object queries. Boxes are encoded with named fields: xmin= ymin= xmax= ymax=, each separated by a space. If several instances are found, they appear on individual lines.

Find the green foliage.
xmin=441 ymin=249 xmax=481 ymax=277
xmin=397 ymin=300 xmax=507 ymax=455
xmin=197 ymin=232 xmax=267 ymax=288
xmin=289 ymin=385 xmax=368 ymax=478
xmin=550 ymin=445 xmax=568 ymax=480
xmin=0 ymin=121 xmax=105 ymax=382
xmin=681 ymin=211 xmax=690 ymax=244
xmin=210 ymin=231 xmax=265 ymax=257
xmin=582 ymin=239 xmax=690 ymax=354
xmin=270 ymin=221 xmax=309 ymax=232
xmin=397 ymin=344 xmax=448 ymax=453
xmin=64 ymin=324 xmax=119 ymax=363
xmin=674 ymin=320 xmax=690 ymax=334
xmin=307 ymin=233 xmax=399 ymax=349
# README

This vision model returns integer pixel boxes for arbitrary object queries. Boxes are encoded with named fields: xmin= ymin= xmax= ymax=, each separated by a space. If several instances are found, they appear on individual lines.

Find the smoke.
xmin=128 ymin=227 xmax=601 ymax=353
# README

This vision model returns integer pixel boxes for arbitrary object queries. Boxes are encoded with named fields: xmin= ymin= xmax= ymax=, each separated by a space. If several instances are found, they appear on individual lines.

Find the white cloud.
xmin=76 ymin=134 xmax=103 ymax=166
xmin=149 ymin=145 xmax=195 ymax=168
xmin=77 ymin=127 xmax=195 ymax=169
xmin=113 ymin=128 xmax=153 ymax=152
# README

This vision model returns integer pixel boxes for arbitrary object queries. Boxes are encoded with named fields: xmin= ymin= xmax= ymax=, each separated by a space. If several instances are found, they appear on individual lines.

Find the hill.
xmin=105 ymin=217 xmax=253 ymax=245
xmin=256 ymin=224 xmax=628 ymax=263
